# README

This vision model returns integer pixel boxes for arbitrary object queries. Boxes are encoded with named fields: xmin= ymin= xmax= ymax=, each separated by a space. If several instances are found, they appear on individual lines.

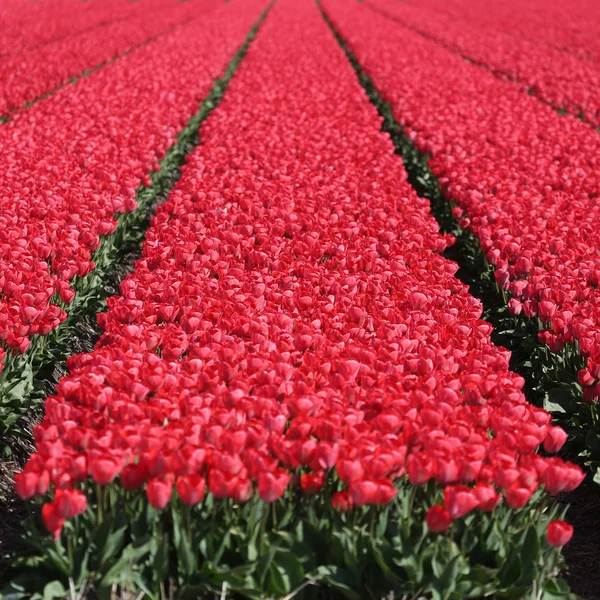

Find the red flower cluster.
xmin=365 ymin=0 xmax=600 ymax=126
xmin=396 ymin=0 xmax=600 ymax=66
xmin=0 ymin=0 xmax=265 ymax=373
xmin=323 ymin=0 xmax=600 ymax=404
xmin=0 ymin=0 xmax=220 ymax=117
xmin=0 ymin=0 xmax=146 ymax=58
xmin=16 ymin=0 xmax=582 ymax=540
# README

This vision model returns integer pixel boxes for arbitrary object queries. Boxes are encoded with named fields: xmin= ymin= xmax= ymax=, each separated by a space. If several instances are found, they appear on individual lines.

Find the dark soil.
xmin=560 ymin=479 xmax=600 ymax=600
xmin=0 ymin=410 xmax=38 ymax=578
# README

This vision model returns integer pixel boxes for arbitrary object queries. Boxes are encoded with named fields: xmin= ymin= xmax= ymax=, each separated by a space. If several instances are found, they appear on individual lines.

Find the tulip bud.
xmin=300 ymin=471 xmax=325 ymax=495
xmin=14 ymin=471 xmax=40 ymax=500
xmin=537 ymin=301 xmax=557 ymax=323
xmin=42 ymin=503 xmax=65 ymax=540
xmin=176 ymin=474 xmax=206 ymax=506
xmin=89 ymin=457 xmax=120 ymax=485
xmin=331 ymin=491 xmax=353 ymax=512
xmin=425 ymin=505 xmax=452 ymax=533
xmin=407 ymin=453 xmax=433 ymax=485
xmin=147 ymin=477 xmax=173 ymax=510
xmin=547 ymin=520 xmax=574 ymax=547
xmin=54 ymin=489 xmax=88 ymax=519
xmin=257 ymin=469 xmax=289 ymax=503
xmin=543 ymin=426 xmax=568 ymax=454
xmin=507 ymin=298 xmax=522 ymax=316
xmin=336 ymin=459 xmax=365 ymax=485
xmin=444 ymin=485 xmax=479 ymax=518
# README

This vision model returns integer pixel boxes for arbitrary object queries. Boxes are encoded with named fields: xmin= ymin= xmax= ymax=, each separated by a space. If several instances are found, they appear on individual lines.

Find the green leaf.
xmin=42 ymin=581 xmax=67 ymax=600
xmin=267 ymin=563 xmax=290 ymax=596
xmin=46 ymin=547 xmax=70 ymax=577
xmin=516 ymin=526 xmax=540 ymax=586
xmin=0 ymin=574 xmax=48 ymax=600
xmin=274 ymin=551 xmax=305 ymax=591
xmin=211 ymin=529 xmax=231 ymax=566
xmin=540 ymin=577 xmax=577 ymax=600
xmin=97 ymin=539 xmax=154 ymax=589
xmin=175 ymin=530 xmax=197 ymax=577
xmin=431 ymin=555 xmax=462 ymax=600
xmin=153 ymin=534 xmax=170 ymax=583
xmin=585 ymin=428 xmax=600 ymax=454
xmin=498 ymin=549 xmax=522 ymax=590
xmin=544 ymin=387 xmax=576 ymax=413
xmin=96 ymin=523 xmax=127 ymax=569
xmin=315 ymin=566 xmax=362 ymax=600
xmin=255 ymin=546 xmax=277 ymax=587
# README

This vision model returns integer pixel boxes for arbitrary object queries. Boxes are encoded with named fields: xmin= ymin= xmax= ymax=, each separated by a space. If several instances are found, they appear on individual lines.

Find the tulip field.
xmin=1 ymin=0 xmax=600 ymax=598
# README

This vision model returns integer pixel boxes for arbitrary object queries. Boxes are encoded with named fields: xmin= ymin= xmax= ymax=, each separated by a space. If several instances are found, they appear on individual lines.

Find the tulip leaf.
xmin=267 ymin=563 xmax=290 ymax=596
xmin=153 ymin=534 xmax=170 ymax=583
xmin=273 ymin=551 xmax=305 ymax=590
xmin=175 ymin=530 xmax=197 ymax=577
xmin=430 ymin=555 xmax=462 ymax=600
xmin=255 ymin=545 xmax=277 ymax=587
xmin=315 ymin=566 xmax=362 ymax=600
xmin=42 ymin=581 xmax=67 ymax=600
xmin=95 ymin=522 xmax=128 ymax=569
xmin=516 ymin=526 xmax=540 ymax=587
xmin=97 ymin=538 xmax=154 ymax=589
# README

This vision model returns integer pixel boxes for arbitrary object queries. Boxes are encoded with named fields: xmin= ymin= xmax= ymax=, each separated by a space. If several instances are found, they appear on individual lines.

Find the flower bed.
xmin=0 ymin=0 xmax=221 ymax=118
xmin=365 ymin=0 xmax=600 ymax=127
xmin=7 ymin=0 xmax=584 ymax=597
xmin=322 ymin=0 xmax=600 ymax=479
xmin=395 ymin=0 xmax=600 ymax=66
xmin=0 ymin=0 xmax=145 ymax=58
xmin=0 ymin=0 xmax=267 ymax=439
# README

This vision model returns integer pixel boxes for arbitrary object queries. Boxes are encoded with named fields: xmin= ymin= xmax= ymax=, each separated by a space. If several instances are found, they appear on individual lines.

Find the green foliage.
xmin=0 ymin=481 xmax=575 ymax=599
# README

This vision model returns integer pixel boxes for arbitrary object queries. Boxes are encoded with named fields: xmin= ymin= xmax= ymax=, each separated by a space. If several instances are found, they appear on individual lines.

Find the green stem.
xmin=96 ymin=485 xmax=104 ymax=524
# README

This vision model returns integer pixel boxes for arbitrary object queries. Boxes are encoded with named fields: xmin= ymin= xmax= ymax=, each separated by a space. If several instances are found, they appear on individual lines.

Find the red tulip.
xmin=332 ymin=491 xmax=353 ymax=512
xmin=425 ymin=505 xmax=452 ymax=533
xmin=473 ymin=483 xmax=501 ymax=512
xmin=176 ymin=474 xmax=206 ymax=506
xmin=300 ymin=471 xmax=325 ymax=495
xmin=407 ymin=453 xmax=433 ymax=485
xmin=257 ymin=470 xmax=289 ymax=503
xmin=444 ymin=485 xmax=479 ymax=519
xmin=547 ymin=520 xmax=574 ymax=547
xmin=147 ymin=477 xmax=173 ymax=510
xmin=15 ymin=471 xmax=41 ymax=500
xmin=543 ymin=426 xmax=568 ymax=454
xmin=349 ymin=480 xmax=379 ymax=506
xmin=89 ymin=457 xmax=120 ymax=485
xmin=120 ymin=463 xmax=148 ymax=491
xmin=505 ymin=483 xmax=534 ymax=509
xmin=42 ymin=503 xmax=65 ymax=540
xmin=336 ymin=459 xmax=364 ymax=485
xmin=54 ymin=489 xmax=88 ymax=519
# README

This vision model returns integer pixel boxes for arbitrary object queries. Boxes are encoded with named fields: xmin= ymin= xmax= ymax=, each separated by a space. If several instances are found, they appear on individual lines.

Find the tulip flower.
xmin=426 ymin=505 xmax=452 ymax=533
xmin=547 ymin=520 xmax=574 ymax=547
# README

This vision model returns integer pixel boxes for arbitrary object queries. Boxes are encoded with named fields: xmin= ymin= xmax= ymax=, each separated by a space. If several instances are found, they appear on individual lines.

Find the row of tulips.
xmin=0 ymin=0 xmax=221 ymax=119
xmin=365 ymin=0 xmax=600 ymax=127
xmin=398 ymin=0 xmax=600 ymax=67
xmin=322 ymin=0 xmax=600 ymax=479
xmin=0 ymin=0 xmax=148 ymax=59
xmin=0 ymin=0 xmax=267 ymax=440
xmin=7 ymin=0 xmax=584 ymax=597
